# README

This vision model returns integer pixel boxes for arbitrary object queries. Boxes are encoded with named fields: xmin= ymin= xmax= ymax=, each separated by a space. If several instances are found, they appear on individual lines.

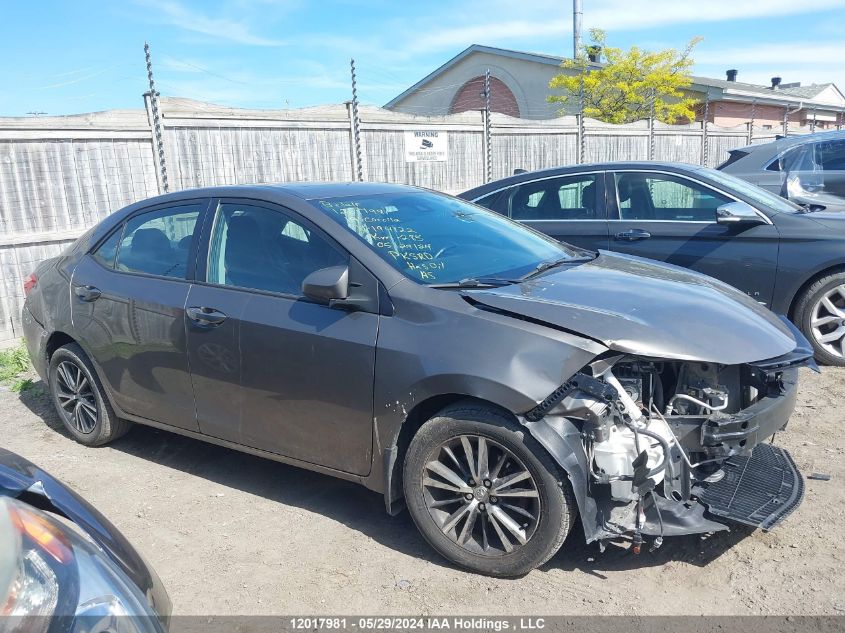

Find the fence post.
xmin=349 ymin=59 xmax=363 ymax=182
xmin=811 ymin=107 xmax=817 ymax=133
xmin=647 ymin=90 xmax=655 ymax=161
xmin=700 ymin=94 xmax=710 ymax=166
xmin=344 ymin=101 xmax=359 ymax=182
xmin=483 ymin=69 xmax=492 ymax=183
xmin=577 ymin=75 xmax=585 ymax=164
xmin=783 ymin=105 xmax=789 ymax=137
xmin=144 ymin=42 xmax=169 ymax=193
xmin=748 ymin=99 xmax=756 ymax=144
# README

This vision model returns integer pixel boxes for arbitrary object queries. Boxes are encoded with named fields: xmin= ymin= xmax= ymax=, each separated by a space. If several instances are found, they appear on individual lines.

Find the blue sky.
xmin=3 ymin=0 xmax=845 ymax=116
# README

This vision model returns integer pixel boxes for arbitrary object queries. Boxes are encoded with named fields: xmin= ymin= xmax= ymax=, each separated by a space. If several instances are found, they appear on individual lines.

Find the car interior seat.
xmin=126 ymin=228 xmax=176 ymax=275
xmin=617 ymin=175 xmax=655 ymax=219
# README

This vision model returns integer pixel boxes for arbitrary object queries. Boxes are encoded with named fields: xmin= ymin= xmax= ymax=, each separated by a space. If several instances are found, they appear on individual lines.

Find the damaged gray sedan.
xmin=22 ymin=183 xmax=813 ymax=577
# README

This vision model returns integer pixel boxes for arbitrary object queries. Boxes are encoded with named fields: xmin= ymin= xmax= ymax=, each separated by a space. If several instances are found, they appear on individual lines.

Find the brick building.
xmin=386 ymin=45 xmax=845 ymax=130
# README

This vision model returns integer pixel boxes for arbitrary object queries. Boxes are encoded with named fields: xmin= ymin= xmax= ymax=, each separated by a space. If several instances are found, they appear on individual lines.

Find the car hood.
xmin=464 ymin=251 xmax=798 ymax=364
xmin=796 ymin=209 xmax=845 ymax=226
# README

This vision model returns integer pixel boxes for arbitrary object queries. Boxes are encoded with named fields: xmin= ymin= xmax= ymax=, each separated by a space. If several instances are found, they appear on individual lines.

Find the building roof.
xmin=386 ymin=44 xmax=845 ymax=112
xmin=778 ymin=83 xmax=837 ymax=99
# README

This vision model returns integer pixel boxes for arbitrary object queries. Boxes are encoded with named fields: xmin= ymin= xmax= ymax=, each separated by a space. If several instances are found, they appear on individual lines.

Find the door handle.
xmin=614 ymin=229 xmax=652 ymax=242
xmin=186 ymin=306 xmax=228 ymax=326
xmin=73 ymin=285 xmax=101 ymax=302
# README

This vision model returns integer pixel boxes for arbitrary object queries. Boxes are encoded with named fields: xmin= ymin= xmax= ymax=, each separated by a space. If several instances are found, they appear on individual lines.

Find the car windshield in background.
xmin=699 ymin=167 xmax=803 ymax=213
xmin=314 ymin=191 xmax=583 ymax=285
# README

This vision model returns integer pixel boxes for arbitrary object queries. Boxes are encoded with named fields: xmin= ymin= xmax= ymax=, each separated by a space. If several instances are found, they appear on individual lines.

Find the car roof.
xmin=135 ymin=181 xmax=425 ymax=205
xmin=460 ymin=161 xmax=705 ymax=198
xmin=735 ymin=130 xmax=845 ymax=154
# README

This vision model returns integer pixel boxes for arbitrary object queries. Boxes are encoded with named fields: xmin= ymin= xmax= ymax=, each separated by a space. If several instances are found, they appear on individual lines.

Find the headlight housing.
xmin=0 ymin=497 xmax=166 ymax=633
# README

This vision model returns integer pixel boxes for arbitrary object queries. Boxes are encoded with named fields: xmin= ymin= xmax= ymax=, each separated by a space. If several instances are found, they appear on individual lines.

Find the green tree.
xmin=549 ymin=29 xmax=702 ymax=124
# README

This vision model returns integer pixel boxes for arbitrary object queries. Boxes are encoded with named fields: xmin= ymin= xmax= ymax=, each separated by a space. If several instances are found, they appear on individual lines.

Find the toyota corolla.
xmin=22 ymin=183 xmax=813 ymax=576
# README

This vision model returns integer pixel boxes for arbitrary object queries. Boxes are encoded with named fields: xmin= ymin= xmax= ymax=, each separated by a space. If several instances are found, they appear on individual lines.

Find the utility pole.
xmin=573 ymin=0 xmax=583 ymax=58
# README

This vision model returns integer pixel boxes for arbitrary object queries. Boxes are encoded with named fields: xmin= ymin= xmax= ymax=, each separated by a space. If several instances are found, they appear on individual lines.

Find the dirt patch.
xmin=1 ymin=368 xmax=843 ymax=615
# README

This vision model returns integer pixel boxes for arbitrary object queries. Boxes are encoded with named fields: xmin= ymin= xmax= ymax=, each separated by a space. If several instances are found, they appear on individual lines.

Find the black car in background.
xmin=0 ymin=448 xmax=170 ymax=632
xmin=22 ymin=183 xmax=811 ymax=576
xmin=718 ymin=130 xmax=845 ymax=212
xmin=461 ymin=162 xmax=845 ymax=366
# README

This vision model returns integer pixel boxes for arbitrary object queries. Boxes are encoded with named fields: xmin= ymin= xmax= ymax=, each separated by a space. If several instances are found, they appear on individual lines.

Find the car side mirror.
xmin=302 ymin=265 xmax=349 ymax=304
xmin=715 ymin=201 xmax=765 ymax=226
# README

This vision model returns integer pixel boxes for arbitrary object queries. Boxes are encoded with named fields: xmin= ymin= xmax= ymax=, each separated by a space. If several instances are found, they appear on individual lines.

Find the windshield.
xmin=699 ymin=166 xmax=802 ymax=213
xmin=314 ymin=191 xmax=583 ymax=285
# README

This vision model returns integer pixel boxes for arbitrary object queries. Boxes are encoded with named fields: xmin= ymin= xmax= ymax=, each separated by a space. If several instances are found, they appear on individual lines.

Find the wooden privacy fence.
xmin=0 ymin=96 xmax=811 ymax=346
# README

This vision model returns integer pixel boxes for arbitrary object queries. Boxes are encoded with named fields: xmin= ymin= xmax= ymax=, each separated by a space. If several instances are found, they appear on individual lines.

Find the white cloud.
xmin=695 ymin=42 xmax=845 ymax=67
xmin=135 ymin=0 xmax=285 ymax=46
xmin=404 ymin=19 xmax=569 ymax=54
xmin=390 ymin=0 xmax=845 ymax=55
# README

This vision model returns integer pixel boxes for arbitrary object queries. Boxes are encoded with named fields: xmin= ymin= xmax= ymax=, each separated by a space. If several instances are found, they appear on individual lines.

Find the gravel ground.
xmin=1 ymin=367 xmax=843 ymax=616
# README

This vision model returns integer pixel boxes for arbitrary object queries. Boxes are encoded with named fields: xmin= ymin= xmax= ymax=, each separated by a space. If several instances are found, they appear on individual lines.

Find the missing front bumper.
xmin=697 ymin=443 xmax=804 ymax=531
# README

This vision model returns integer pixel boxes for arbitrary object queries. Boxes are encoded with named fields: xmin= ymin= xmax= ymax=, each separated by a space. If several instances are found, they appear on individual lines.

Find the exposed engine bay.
xmin=525 ymin=351 xmax=812 ymax=552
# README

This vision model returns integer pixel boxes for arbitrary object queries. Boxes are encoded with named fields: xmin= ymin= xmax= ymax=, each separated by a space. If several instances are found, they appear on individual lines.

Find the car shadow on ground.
xmin=19 ymin=381 xmax=754 ymax=578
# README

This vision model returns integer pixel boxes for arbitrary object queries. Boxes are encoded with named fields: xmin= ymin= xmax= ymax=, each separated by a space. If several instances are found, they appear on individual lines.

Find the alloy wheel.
xmin=421 ymin=434 xmax=541 ymax=556
xmin=811 ymin=285 xmax=845 ymax=359
xmin=54 ymin=361 xmax=98 ymax=434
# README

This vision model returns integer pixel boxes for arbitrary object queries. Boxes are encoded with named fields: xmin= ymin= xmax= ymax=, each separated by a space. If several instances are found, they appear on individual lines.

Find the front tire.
xmin=48 ymin=343 xmax=131 ymax=446
xmin=403 ymin=402 xmax=576 ymax=577
xmin=795 ymin=271 xmax=845 ymax=366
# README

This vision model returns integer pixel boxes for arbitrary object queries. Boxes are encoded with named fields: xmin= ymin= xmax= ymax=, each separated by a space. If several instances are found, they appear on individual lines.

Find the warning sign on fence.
xmin=404 ymin=130 xmax=448 ymax=162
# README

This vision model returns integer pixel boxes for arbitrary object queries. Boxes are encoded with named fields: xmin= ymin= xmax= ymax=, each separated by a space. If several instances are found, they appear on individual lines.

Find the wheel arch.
xmin=382 ymin=393 xmax=519 ymax=515
xmin=43 ymin=331 xmax=121 ymax=414
xmin=787 ymin=263 xmax=845 ymax=320
xmin=45 ymin=331 xmax=76 ymax=363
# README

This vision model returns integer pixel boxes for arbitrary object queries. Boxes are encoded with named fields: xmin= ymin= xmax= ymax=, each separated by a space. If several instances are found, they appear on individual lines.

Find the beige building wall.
xmin=389 ymin=51 xmax=566 ymax=119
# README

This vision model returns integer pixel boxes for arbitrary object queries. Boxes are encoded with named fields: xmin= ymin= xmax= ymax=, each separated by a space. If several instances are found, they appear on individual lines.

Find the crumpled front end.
xmin=522 ymin=325 xmax=814 ymax=551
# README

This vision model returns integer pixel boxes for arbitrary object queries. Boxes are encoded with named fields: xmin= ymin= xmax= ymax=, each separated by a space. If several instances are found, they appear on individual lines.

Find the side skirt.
xmin=117 ymin=412 xmax=370 ymax=488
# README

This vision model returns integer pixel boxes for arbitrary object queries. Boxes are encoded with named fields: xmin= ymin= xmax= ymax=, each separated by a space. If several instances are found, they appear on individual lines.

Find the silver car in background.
xmin=719 ymin=130 xmax=845 ymax=212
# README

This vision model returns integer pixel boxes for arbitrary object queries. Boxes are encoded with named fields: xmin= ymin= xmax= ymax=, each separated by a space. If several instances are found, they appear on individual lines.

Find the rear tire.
xmin=403 ymin=401 xmax=576 ymax=577
xmin=795 ymin=271 xmax=845 ymax=367
xmin=48 ymin=343 xmax=131 ymax=446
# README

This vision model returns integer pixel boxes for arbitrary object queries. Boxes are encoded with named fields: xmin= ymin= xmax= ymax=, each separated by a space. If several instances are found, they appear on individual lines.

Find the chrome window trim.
xmin=520 ymin=219 xmax=607 ymax=223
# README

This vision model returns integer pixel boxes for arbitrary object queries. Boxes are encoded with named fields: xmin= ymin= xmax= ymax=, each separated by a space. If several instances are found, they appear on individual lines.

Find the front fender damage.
xmin=519 ymin=346 xmax=812 ymax=549
xmin=520 ymin=414 xmax=603 ymax=542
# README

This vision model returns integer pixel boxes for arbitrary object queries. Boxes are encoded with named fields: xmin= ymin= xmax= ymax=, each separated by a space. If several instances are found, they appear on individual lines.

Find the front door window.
xmin=614 ymin=172 xmax=731 ymax=222
xmin=206 ymin=203 xmax=347 ymax=296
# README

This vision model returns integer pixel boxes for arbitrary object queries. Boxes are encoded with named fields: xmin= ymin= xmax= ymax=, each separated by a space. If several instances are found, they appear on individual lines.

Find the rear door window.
xmin=115 ymin=204 xmax=203 ymax=278
xmin=509 ymin=174 xmax=599 ymax=220
xmin=473 ymin=190 xmax=508 ymax=215
xmin=91 ymin=227 xmax=123 ymax=269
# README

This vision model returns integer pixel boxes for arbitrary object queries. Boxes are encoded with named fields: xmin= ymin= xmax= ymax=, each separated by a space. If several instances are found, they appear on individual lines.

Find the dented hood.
xmin=465 ymin=251 xmax=797 ymax=364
